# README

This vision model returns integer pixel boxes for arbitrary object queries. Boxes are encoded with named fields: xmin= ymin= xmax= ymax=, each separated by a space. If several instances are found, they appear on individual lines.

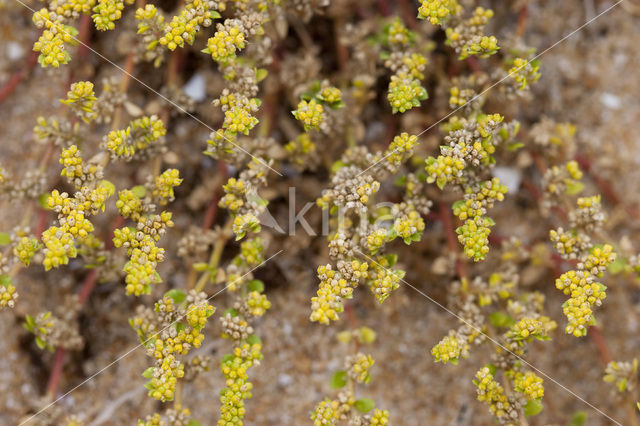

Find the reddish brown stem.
xmin=588 ymin=325 xmax=613 ymax=364
xmin=0 ymin=47 xmax=39 ymax=104
xmin=46 ymin=348 xmax=66 ymax=399
xmin=516 ymin=4 xmax=529 ymax=37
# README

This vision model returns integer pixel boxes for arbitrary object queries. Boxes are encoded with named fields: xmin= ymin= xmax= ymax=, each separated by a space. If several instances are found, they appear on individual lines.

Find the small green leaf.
xmin=144 ymin=381 xmax=155 ymax=390
xmin=193 ymin=262 xmax=209 ymax=272
xmin=567 ymin=411 xmax=587 ymax=426
xmin=221 ymin=354 xmax=234 ymax=363
xmin=35 ymin=336 xmax=47 ymax=350
xmin=224 ymin=308 xmax=239 ymax=317
xmin=255 ymin=68 xmax=268 ymax=82
xmin=330 ymin=370 xmax=347 ymax=389
xmin=0 ymin=274 xmax=11 ymax=288
xmin=99 ymin=179 xmax=116 ymax=196
xmin=209 ymin=10 xmax=221 ymax=19
xmin=0 ymin=232 xmax=11 ymax=245
xmin=489 ymin=312 xmax=514 ymax=328
xmin=247 ymin=334 xmax=262 ymax=345
xmin=165 ymin=289 xmax=186 ymax=304
xmin=248 ymin=280 xmax=265 ymax=293
xmin=436 ymin=177 xmax=446 ymax=190
xmin=608 ymin=257 xmax=627 ymax=275
xmin=131 ymin=185 xmax=147 ymax=198
xmin=187 ymin=420 xmax=202 ymax=426
xmin=566 ymin=181 xmax=585 ymax=195
xmin=331 ymin=160 xmax=347 ymax=173
xmin=507 ymin=142 xmax=524 ymax=151
xmin=357 ymin=326 xmax=377 ymax=344
xmin=523 ymin=399 xmax=543 ymax=417
xmin=142 ymin=367 xmax=155 ymax=379
xmin=354 ymin=398 xmax=375 ymax=413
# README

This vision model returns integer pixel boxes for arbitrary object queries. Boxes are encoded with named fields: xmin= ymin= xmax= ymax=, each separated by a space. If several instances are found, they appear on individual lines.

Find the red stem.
xmin=0 ymin=46 xmax=39 ymax=104
xmin=46 ymin=348 xmax=66 ymax=399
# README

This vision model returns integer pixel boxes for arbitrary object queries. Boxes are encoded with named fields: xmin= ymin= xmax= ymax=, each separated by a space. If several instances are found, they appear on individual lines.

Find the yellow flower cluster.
xmin=13 ymin=237 xmax=40 ymax=266
xmin=240 ymin=238 xmax=263 ymax=266
xmin=431 ymin=335 xmax=461 ymax=364
xmin=387 ymin=74 xmax=428 ymax=114
xmin=477 ymin=114 xmax=504 ymax=138
xmin=393 ymin=210 xmax=425 ymax=244
xmin=513 ymin=371 xmax=544 ymax=401
xmin=284 ymin=133 xmax=316 ymax=166
xmin=59 ymin=144 xmax=84 ymax=181
xmin=32 ymin=20 xmax=76 ymax=68
xmin=220 ymin=178 xmax=246 ymax=213
xmin=474 ymin=367 xmax=514 ymax=422
xmin=153 ymin=168 xmax=182 ymax=204
xmin=356 ymin=181 xmax=380 ymax=204
xmin=369 ymin=409 xmax=390 ymax=425
xmin=204 ymin=21 xmax=246 ymax=62
xmin=386 ymin=132 xmax=418 ymax=166
xmin=113 ymin=212 xmax=174 ymax=295
xmin=135 ymin=5 xmax=166 ymax=67
xmin=509 ymin=57 xmax=541 ymax=90
xmin=293 ymin=99 xmax=324 ymax=131
xmin=92 ymin=0 xmax=130 ymax=31
xmin=368 ymin=258 xmax=402 ymax=303
xmin=456 ymin=216 xmax=493 ymax=262
xmin=449 ymin=85 xmax=475 ymax=108
xmin=61 ymin=81 xmax=98 ymax=122
xmin=116 ymin=189 xmax=144 ymax=220
xmin=566 ymin=160 xmax=583 ymax=180
xmin=349 ymin=353 xmax=374 ymax=383
xmin=310 ymin=264 xmax=351 ymax=324
xmin=0 ymin=276 xmax=18 ymax=309
xmin=224 ymin=106 xmax=259 ymax=135
xmin=386 ymin=18 xmax=412 ymax=44
xmin=43 ymin=148 xmax=114 ymax=270
xmin=366 ymin=228 xmax=388 ymax=255
xmin=246 ymin=291 xmax=271 ymax=316
xmin=509 ymin=317 xmax=553 ymax=341
xmin=555 ymin=268 xmax=607 ymax=337
xmin=145 ymin=295 xmax=215 ymax=401
xmin=232 ymin=213 xmax=261 ymax=240
xmin=105 ymin=115 xmax=166 ymax=160
xmin=582 ymin=244 xmax=616 ymax=277
xmin=417 ymin=0 xmax=460 ymax=25
xmin=160 ymin=0 xmax=219 ymax=50
xmin=318 ymin=87 xmax=342 ymax=104
xmin=425 ymin=155 xmax=465 ymax=189
xmin=311 ymin=399 xmax=340 ymax=426
xmin=218 ymin=343 xmax=263 ymax=426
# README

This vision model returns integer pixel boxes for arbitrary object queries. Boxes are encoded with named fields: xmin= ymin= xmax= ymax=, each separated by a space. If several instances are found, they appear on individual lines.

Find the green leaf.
xmin=489 ymin=312 xmax=514 ymax=328
xmin=0 ymin=232 xmax=11 ymax=245
xmin=0 ymin=274 xmax=11 ymax=288
xmin=567 ymin=411 xmax=587 ymax=426
xmin=608 ymin=257 xmax=627 ymax=275
xmin=331 ymin=160 xmax=347 ymax=173
xmin=187 ymin=420 xmax=202 ymax=426
xmin=131 ymin=185 xmax=147 ymax=198
xmin=354 ymin=398 xmax=375 ymax=413
xmin=247 ymin=334 xmax=262 ymax=345
xmin=330 ymin=370 xmax=347 ymax=389
xmin=523 ymin=399 xmax=543 ymax=417
xmin=436 ymin=177 xmax=446 ymax=190
xmin=566 ymin=181 xmax=584 ymax=195
xmin=221 ymin=354 xmax=234 ymax=363
xmin=99 ymin=179 xmax=116 ymax=196
xmin=224 ymin=308 xmax=239 ymax=317
xmin=357 ymin=326 xmax=377 ymax=344
xmin=508 ymin=142 xmax=524 ymax=151
xmin=24 ymin=314 xmax=35 ymax=332
xmin=144 ymin=381 xmax=155 ymax=390
xmin=165 ymin=289 xmax=186 ymax=304
xmin=255 ymin=68 xmax=268 ymax=82
xmin=35 ymin=336 xmax=47 ymax=350
xmin=142 ymin=367 xmax=155 ymax=379
xmin=209 ymin=10 xmax=221 ymax=19
xmin=248 ymin=280 xmax=265 ymax=293
xmin=193 ymin=262 xmax=209 ymax=272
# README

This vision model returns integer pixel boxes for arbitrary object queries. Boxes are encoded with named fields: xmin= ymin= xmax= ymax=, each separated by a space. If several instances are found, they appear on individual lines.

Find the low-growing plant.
xmin=0 ymin=0 xmax=638 ymax=425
